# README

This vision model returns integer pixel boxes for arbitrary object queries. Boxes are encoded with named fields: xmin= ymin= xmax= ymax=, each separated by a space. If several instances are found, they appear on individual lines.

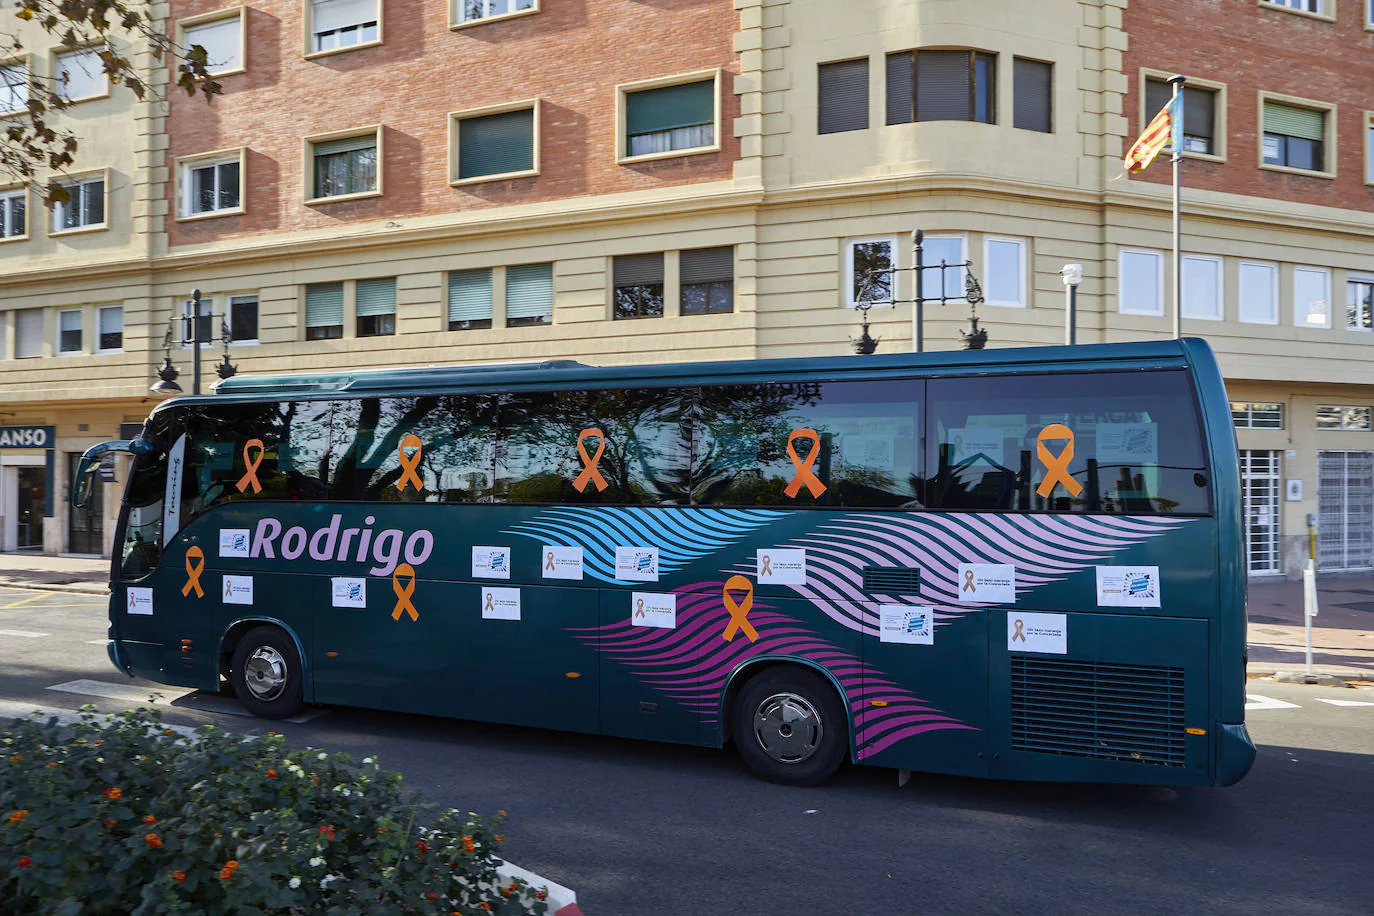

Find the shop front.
xmin=0 ymin=425 xmax=55 ymax=553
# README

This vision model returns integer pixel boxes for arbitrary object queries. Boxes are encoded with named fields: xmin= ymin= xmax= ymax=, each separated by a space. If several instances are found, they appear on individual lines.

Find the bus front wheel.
xmin=731 ymin=667 xmax=848 ymax=786
xmin=230 ymin=626 xmax=305 ymax=720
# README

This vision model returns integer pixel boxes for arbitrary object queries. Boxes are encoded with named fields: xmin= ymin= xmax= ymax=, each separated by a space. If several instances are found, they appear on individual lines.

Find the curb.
xmin=496 ymin=860 xmax=580 ymax=915
xmin=1247 ymin=666 xmax=1372 ymax=683
xmin=0 ymin=580 xmax=109 ymax=596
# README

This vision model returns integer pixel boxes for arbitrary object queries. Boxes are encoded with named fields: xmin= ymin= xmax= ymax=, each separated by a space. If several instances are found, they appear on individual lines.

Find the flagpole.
xmin=1169 ymin=74 xmax=1186 ymax=340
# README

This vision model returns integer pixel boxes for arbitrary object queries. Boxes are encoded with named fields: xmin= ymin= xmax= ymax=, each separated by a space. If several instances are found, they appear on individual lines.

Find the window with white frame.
xmin=229 ymin=295 xmax=259 ymax=343
xmin=1262 ymin=99 xmax=1327 ymax=172
xmin=55 ymin=48 xmax=106 ymax=102
xmin=506 ymin=263 xmax=554 ymax=326
xmin=1232 ymin=402 xmax=1284 ymax=430
xmin=1238 ymin=261 xmax=1278 ymax=324
xmin=180 ymin=294 xmax=257 ymax=345
xmin=97 ymin=305 xmax=122 ymax=351
xmin=305 ymin=284 xmax=345 ymax=339
xmin=623 ymin=77 xmax=717 ymax=159
xmin=310 ymin=0 xmax=379 ymax=54
xmin=52 ymin=176 xmax=105 ymax=232
xmin=0 ymin=62 xmax=28 ymax=114
xmin=1265 ymin=0 xmax=1323 ymax=13
xmin=1181 ymin=255 xmax=1223 ymax=320
xmin=1119 ymin=249 xmax=1164 ymax=316
xmin=57 ymin=309 xmax=82 ymax=354
xmin=457 ymin=0 xmax=534 ymax=26
xmin=1316 ymin=405 xmax=1371 ymax=430
xmin=982 ymin=237 xmax=1025 ymax=307
xmin=844 ymin=237 xmax=896 ymax=307
xmin=356 ymin=278 xmax=396 ymax=337
xmin=1294 ymin=267 xmax=1330 ymax=328
xmin=922 ymin=235 xmax=967 ymax=301
xmin=180 ymin=154 xmax=241 ymax=217
xmin=181 ymin=296 xmax=215 ymax=344
xmin=183 ymin=14 xmax=243 ymax=74
xmin=1349 ymin=277 xmax=1374 ymax=332
xmin=0 ymin=188 xmax=24 ymax=239
xmin=310 ymin=132 xmax=378 ymax=200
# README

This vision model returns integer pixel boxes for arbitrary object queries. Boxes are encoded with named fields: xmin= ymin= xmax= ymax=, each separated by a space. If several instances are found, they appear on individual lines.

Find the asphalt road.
xmin=2 ymin=586 xmax=1372 ymax=916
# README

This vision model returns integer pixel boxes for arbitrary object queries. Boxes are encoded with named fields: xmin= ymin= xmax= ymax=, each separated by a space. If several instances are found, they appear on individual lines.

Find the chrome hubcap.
xmin=753 ymin=692 xmax=824 ymax=765
xmin=243 ymin=646 xmax=287 ymax=702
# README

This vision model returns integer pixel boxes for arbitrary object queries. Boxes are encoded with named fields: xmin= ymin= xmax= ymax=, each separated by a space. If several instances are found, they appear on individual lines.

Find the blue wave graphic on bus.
xmin=507 ymin=507 xmax=787 ymax=583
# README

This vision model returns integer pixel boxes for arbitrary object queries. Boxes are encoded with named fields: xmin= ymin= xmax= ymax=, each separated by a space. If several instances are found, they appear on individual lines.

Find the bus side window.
xmin=183 ymin=401 xmax=330 ymax=519
xmin=118 ymin=409 xmax=178 ymax=581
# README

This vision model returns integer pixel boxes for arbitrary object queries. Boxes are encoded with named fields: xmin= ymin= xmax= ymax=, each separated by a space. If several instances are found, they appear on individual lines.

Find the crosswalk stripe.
xmin=1245 ymin=694 xmax=1301 ymax=710
xmin=46 ymin=679 xmax=196 ymax=704
xmin=85 ymin=639 xmax=108 ymax=645
xmin=0 ymin=699 xmax=197 ymax=737
xmin=0 ymin=629 xmax=48 ymax=638
xmin=1314 ymin=697 xmax=1374 ymax=708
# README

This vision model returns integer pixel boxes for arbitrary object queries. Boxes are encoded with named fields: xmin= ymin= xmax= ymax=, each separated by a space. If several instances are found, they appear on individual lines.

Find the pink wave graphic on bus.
xmin=763 ymin=513 xmax=1191 ymax=635
xmin=568 ymin=581 xmax=975 ymax=761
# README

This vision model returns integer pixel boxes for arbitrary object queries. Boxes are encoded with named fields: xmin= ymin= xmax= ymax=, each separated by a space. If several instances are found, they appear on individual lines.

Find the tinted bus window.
xmin=118 ymin=409 xmax=179 ymax=581
xmin=693 ymin=380 xmax=923 ymax=507
xmin=327 ymin=396 xmax=498 ymax=502
xmin=498 ymin=388 xmax=689 ymax=505
xmin=926 ymin=370 xmax=1210 ymax=515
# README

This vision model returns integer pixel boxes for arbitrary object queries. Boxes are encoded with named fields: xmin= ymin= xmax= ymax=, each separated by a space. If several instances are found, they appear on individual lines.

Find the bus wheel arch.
xmin=223 ymin=622 xmax=307 ymax=720
xmin=723 ymin=659 xmax=852 ymax=786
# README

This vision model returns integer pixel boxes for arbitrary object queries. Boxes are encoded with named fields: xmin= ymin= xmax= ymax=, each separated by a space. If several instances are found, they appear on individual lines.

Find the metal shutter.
xmin=304 ymin=282 xmax=344 ymax=328
xmin=613 ymin=253 xmax=664 ymax=287
xmin=15 ymin=309 xmax=42 ymax=358
xmin=1144 ymin=78 xmax=1171 ymax=119
xmin=885 ymin=51 xmax=914 ymax=125
xmin=1013 ymin=58 xmax=1052 ymax=132
xmin=817 ymin=58 xmax=868 ymax=134
xmin=459 ymin=108 xmax=534 ymax=179
xmin=916 ymin=50 xmax=971 ymax=122
xmin=680 ymin=247 xmax=733 ymax=284
xmin=314 ymin=133 xmax=375 ymax=157
xmin=184 ymin=17 xmax=240 ymax=71
xmin=1184 ymin=87 xmax=1214 ymax=143
xmin=625 ymin=81 xmax=714 ymax=135
xmin=1264 ymin=101 xmax=1323 ymax=140
xmin=505 ymin=263 xmax=553 ymax=320
xmin=312 ymin=0 xmax=376 ymax=32
xmin=355 ymin=277 xmax=396 ymax=317
xmin=447 ymin=268 xmax=493 ymax=323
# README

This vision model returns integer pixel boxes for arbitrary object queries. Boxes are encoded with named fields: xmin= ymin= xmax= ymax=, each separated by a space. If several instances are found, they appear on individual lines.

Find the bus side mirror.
xmin=72 ymin=455 xmax=99 ymax=509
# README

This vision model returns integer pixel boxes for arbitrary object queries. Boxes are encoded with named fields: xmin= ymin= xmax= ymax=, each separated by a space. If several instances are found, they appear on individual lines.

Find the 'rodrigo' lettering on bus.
xmin=250 ymin=514 xmax=434 ymax=576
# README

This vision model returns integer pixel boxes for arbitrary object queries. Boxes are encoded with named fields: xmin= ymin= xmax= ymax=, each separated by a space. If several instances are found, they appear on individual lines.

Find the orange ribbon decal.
xmin=760 ymin=555 xmax=773 ymax=576
xmin=635 ymin=598 xmax=645 ymax=618
xmin=572 ymin=428 xmax=609 ymax=493
xmin=1034 ymin=424 xmax=1084 ymax=499
xmin=235 ymin=439 xmax=264 ymax=494
xmin=722 ymin=575 xmax=759 ymax=643
xmin=545 ymin=552 xmax=556 ymax=572
xmin=391 ymin=564 xmax=418 ymax=622
xmin=1012 ymin=618 xmax=1026 ymax=642
xmin=782 ymin=428 xmax=826 ymax=499
xmin=395 ymin=435 xmax=424 ymax=492
xmin=182 ymin=546 xmax=205 ymax=598
xmin=484 ymin=592 xmax=495 ymax=613
xmin=962 ymin=570 xmax=976 ymax=593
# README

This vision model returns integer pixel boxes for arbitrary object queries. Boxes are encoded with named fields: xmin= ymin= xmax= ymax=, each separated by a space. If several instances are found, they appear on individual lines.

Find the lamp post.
xmin=856 ymin=229 xmax=986 ymax=353
xmin=148 ymin=290 xmax=237 ymax=397
xmin=1061 ymin=263 xmax=1083 ymax=345
xmin=149 ymin=318 xmax=183 ymax=397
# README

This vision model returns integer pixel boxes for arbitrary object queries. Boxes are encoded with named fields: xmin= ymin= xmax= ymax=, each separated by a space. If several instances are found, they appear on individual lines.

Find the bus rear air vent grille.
xmin=862 ymin=566 xmax=921 ymax=595
xmin=1010 ymin=657 xmax=1186 ymax=767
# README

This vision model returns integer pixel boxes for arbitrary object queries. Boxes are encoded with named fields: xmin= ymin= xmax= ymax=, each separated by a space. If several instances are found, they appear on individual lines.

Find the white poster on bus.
xmin=1095 ymin=566 xmax=1162 ymax=608
xmin=331 ymin=577 xmax=367 ymax=609
xmin=541 ymin=545 xmax=584 ymax=580
xmin=472 ymin=546 xmax=511 ymax=580
xmin=219 ymin=528 xmax=251 ymax=558
xmin=481 ymin=586 xmax=521 ymax=621
xmin=1007 ymin=612 xmax=1067 ymax=654
xmin=947 ymin=427 xmax=1005 ymax=467
xmin=757 ymin=548 xmax=806 ymax=585
xmin=955 ymin=563 xmax=1016 ymax=604
xmin=126 ymin=587 xmax=153 ymax=616
xmin=879 ymin=605 xmax=935 ymax=645
xmin=631 ymin=592 xmax=676 ymax=629
xmin=615 ymin=546 xmax=659 ymax=582
xmin=1096 ymin=423 xmax=1159 ymax=464
xmin=221 ymin=575 xmax=254 ymax=606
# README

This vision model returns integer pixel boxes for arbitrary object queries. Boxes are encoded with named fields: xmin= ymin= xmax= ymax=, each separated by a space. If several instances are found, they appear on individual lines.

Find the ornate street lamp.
xmin=148 ymin=319 xmax=183 ymax=397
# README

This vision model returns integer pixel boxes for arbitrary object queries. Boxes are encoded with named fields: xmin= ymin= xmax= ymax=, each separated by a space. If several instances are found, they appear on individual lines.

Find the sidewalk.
xmin=0 ymin=553 xmax=109 ymax=595
xmin=1247 ymin=574 xmax=1374 ymax=681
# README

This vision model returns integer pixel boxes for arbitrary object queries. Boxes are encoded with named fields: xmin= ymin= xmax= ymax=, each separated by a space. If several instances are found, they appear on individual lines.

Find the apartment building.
xmin=0 ymin=0 xmax=1370 ymax=578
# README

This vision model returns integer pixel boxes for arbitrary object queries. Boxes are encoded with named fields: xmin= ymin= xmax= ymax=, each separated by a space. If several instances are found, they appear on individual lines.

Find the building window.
xmin=52 ymin=175 xmax=105 ymax=232
xmin=309 ymin=0 xmax=379 ymax=54
xmin=1265 ymin=0 xmax=1323 ymax=13
xmin=1238 ymin=261 xmax=1278 ymax=325
xmin=1146 ymin=78 xmax=1216 ymax=155
xmin=612 ymin=253 xmax=664 ymax=319
xmin=57 ymin=309 xmax=82 ymax=354
xmin=1262 ymin=99 xmax=1327 ymax=173
xmin=1119 ymin=248 xmax=1164 ymax=316
xmin=1232 ymin=402 xmax=1284 ymax=430
xmin=229 ymin=295 xmax=259 ymax=343
xmin=1294 ymin=267 xmax=1331 ymax=328
xmin=1349 ymin=278 xmax=1374 ymax=332
xmin=97 ymin=305 xmax=123 ymax=352
xmin=506 ymin=263 xmax=554 ymax=327
xmin=922 ymin=235 xmax=967 ymax=300
xmin=844 ymin=236 xmax=896 ymax=308
xmin=181 ymin=12 xmax=244 ymax=75
xmin=887 ymin=49 xmax=996 ymax=125
xmin=0 ymin=188 xmax=25 ymax=240
xmin=305 ymin=283 xmax=345 ymax=340
xmin=447 ymin=268 xmax=493 ymax=330
xmin=1366 ymin=113 xmax=1373 ymax=184
xmin=983 ymin=237 xmax=1026 ymax=307
xmin=14 ymin=309 xmax=42 ymax=358
xmin=1012 ymin=58 xmax=1052 ymax=133
xmin=0 ymin=62 xmax=28 ymax=114
xmin=55 ymin=48 xmax=106 ymax=102
xmin=452 ymin=103 xmax=536 ymax=183
xmin=356 ymin=277 xmax=396 ymax=337
xmin=817 ymin=58 xmax=868 ymax=135
xmin=622 ymin=76 xmax=717 ymax=160
xmin=454 ymin=0 xmax=534 ymax=27
xmin=309 ymin=130 xmax=379 ymax=201
xmin=1317 ymin=405 xmax=1371 ymax=430
xmin=179 ymin=153 xmax=241 ymax=217
xmin=1181 ymin=254 xmax=1223 ymax=321
xmin=681 ymin=247 xmax=733 ymax=314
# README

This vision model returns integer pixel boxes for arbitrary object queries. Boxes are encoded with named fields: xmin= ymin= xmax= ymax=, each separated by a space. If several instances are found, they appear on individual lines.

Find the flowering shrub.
xmin=0 ymin=705 xmax=550 ymax=915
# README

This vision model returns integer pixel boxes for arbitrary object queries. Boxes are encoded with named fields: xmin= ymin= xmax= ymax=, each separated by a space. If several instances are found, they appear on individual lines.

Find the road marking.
xmin=46 ymin=679 xmax=197 ymax=704
xmin=0 ymin=593 xmax=49 ymax=609
xmin=1314 ymin=697 xmax=1374 ymax=707
xmin=85 ymin=639 xmax=108 ymax=645
xmin=0 ymin=699 xmax=198 ymax=737
xmin=171 ymin=692 xmax=329 ymax=725
xmin=1246 ymin=694 xmax=1301 ymax=710
xmin=0 ymin=629 xmax=48 ymax=638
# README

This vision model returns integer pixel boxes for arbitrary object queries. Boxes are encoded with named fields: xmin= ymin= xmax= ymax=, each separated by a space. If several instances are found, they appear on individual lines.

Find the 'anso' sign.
xmin=0 ymin=426 xmax=55 ymax=448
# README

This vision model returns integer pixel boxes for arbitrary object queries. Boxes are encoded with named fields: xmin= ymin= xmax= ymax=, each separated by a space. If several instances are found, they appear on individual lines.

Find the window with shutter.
xmin=356 ymin=277 xmax=397 ymax=337
xmin=888 ymin=50 xmax=995 ymax=125
xmin=448 ymin=269 xmax=493 ymax=330
xmin=229 ymin=296 xmax=259 ymax=343
xmin=0 ymin=63 xmax=28 ymax=114
xmin=681 ymin=247 xmax=733 ymax=315
xmin=98 ymin=306 xmax=123 ymax=351
xmin=506 ymin=263 xmax=553 ymax=327
xmin=613 ymin=253 xmax=665 ymax=319
xmin=1012 ymin=58 xmax=1051 ymax=133
xmin=1145 ymin=79 xmax=1217 ymax=155
xmin=305 ymin=282 xmax=345 ymax=340
xmin=817 ymin=59 xmax=868 ymax=135
xmin=58 ymin=310 xmax=82 ymax=354
xmin=623 ymin=79 xmax=716 ymax=158
xmin=456 ymin=107 xmax=535 ymax=181
xmin=15 ymin=309 xmax=42 ymax=359
xmin=310 ymin=0 xmax=379 ymax=52
xmin=55 ymin=49 xmax=105 ymax=102
xmin=182 ymin=15 xmax=242 ymax=74
xmin=311 ymin=132 xmax=378 ymax=199
xmin=1262 ymin=99 xmax=1326 ymax=172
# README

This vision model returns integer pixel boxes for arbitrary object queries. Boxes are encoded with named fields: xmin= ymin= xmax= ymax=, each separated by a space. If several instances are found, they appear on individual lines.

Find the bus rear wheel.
xmin=230 ymin=626 xmax=305 ymax=720
xmin=731 ymin=667 xmax=848 ymax=786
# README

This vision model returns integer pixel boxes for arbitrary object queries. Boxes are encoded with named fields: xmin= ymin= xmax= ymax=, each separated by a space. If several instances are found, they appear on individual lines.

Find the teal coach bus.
xmin=75 ymin=339 xmax=1255 ymax=787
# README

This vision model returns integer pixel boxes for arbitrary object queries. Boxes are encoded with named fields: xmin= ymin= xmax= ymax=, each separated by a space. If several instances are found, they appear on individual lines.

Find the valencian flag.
xmin=1124 ymin=93 xmax=1182 ymax=173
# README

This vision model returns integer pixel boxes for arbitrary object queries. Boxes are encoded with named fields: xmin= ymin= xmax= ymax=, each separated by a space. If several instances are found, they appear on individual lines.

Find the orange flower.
xmin=171 ymin=870 xmax=185 ymax=883
xmin=93 ymin=740 xmax=103 ymax=745
xmin=501 ymin=886 xmax=513 ymax=898
xmin=318 ymin=825 xmax=335 ymax=841
xmin=17 ymin=856 xmax=31 ymax=868
xmin=479 ymin=903 xmax=491 ymax=912
xmin=426 ymin=892 xmax=438 ymax=901
xmin=8 ymin=810 xmax=27 ymax=823
xmin=163 ymin=729 xmax=175 ymax=735
xmin=225 ymin=860 xmax=239 ymax=869
xmin=463 ymin=841 xmax=475 ymax=853
xmin=219 ymin=867 xmax=234 ymax=881
xmin=103 ymin=819 xmax=116 ymax=826
xmin=266 ymin=769 xmax=278 ymax=778
xmin=498 ymin=809 xmax=507 ymax=817
xmin=144 ymin=815 xmax=157 ymax=825
xmin=9 ymin=754 xmax=23 ymax=763
xmin=102 ymin=787 xmax=122 ymax=800
xmin=415 ymin=841 xmax=429 ymax=853
xmin=144 ymin=833 xmax=162 ymax=849
xmin=494 ymin=834 xmax=505 ymax=843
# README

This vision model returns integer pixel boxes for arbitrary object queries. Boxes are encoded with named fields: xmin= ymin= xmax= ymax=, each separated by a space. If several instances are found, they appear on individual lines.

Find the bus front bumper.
xmin=1216 ymin=722 xmax=1257 ymax=786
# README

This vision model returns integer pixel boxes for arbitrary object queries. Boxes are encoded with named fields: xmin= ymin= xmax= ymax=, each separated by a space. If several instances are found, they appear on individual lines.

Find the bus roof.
xmin=190 ymin=339 xmax=1204 ymax=404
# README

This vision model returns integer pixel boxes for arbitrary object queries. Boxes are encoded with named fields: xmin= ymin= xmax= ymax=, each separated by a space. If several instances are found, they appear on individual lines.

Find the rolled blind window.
xmin=459 ymin=108 xmax=534 ymax=180
xmin=314 ymin=134 xmax=376 ymax=157
xmin=305 ymin=282 xmax=344 ymax=328
xmin=916 ymin=51 xmax=972 ymax=122
xmin=886 ymin=52 xmax=914 ymax=124
xmin=626 ymin=81 xmax=714 ymax=136
xmin=506 ymin=263 xmax=553 ymax=321
xmin=313 ymin=0 xmax=376 ymax=33
xmin=15 ymin=308 xmax=42 ymax=359
xmin=448 ymin=269 xmax=493 ymax=324
xmin=355 ymin=277 xmax=396 ymax=317
xmin=680 ymin=247 xmax=733 ymax=284
xmin=613 ymin=253 xmax=664 ymax=287
xmin=1264 ymin=101 xmax=1324 ymax=140
xmin=1146 ymin=80 xmax=1215 ymax=148
xmin=1013 ymin=58 xmax=1052 ymax=133
xmin=183 ymin=17 xmax=241 ymax=73
xmin=818 ymin=59 xmax=869 ymax=135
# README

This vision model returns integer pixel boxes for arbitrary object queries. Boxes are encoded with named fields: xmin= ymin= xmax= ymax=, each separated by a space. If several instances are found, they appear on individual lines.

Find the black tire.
xmin=230 ymin=626 xmax=305 ymax=719
xmin=731 ymin=667 xmax=848 ymax=786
